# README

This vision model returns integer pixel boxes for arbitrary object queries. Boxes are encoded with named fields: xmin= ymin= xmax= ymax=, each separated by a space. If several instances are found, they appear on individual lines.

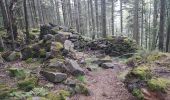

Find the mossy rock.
xmin=17 ymin=77 xmax=38 ymax=92
xmin=146 ymin=52 xmax=166 ymax=62
xmin=132 ymin=65 xmax=151 ymax=80
xmin=132 ymin=88 xmax=144 ymax=100
xmin=39 ymin=49 xmax=46 ymax=58
xmin=0 ymin=84 xmax=14 ymax=99
xmin=55 ymin=42 xmax=64 ymax=51
xmin=25 ymin=58 xmax=34 ymax=63
xmin=148 ymin=78 xmax=170 ymax=92
xmin=75 ymin=83 xmax=91 ymax=96
xmin=8 ymin=68 xmax=26 ymax=79
xmin=47 ymin=90 xmax=70 ymax=100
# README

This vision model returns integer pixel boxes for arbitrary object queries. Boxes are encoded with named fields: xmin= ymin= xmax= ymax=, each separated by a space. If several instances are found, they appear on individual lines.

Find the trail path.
xmin=71 ymin=52 xmax=135 ymax=100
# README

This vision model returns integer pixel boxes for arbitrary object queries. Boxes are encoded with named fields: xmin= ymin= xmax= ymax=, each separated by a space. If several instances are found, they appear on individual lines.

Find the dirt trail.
xmin=71 ymin=69 xmax=135 ymax=100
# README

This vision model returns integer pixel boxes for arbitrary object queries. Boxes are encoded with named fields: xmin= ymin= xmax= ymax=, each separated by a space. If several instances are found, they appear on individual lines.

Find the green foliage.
xmin=132 ymin=65 xmax=151 ymax=80
xmin=148 ymin=78 xmax=170 ymax=92
xmin=76 ymin=75 xmax=85 ymax=83
xmin=8 ymin=68 xmax=26 ymax=79
xmin=39 ymin=49 xmax=46 ymax=58
xmin=17 ymin=77 xmax=38 ymax=92
xmin=0 ymin=84 xmax=14 ymax=99
xmin=47 ymin=90 xmax=70 ymax=100
xmin=75 ymin=83 xmax=90 ymax=96
xmin=132 ymin=88 xmax=144 ymax=100
xmin=10 ymin=87 xmax=48 ymax=99
xmin=55 ymin=42 xmax=64 ymax=51
xmin=25 ymin=58 xmax=34 ymax=63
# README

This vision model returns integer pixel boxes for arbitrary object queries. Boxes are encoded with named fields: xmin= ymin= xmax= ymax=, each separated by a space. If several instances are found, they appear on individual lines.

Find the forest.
xmin=0 ymin=0 xmax=170 ymax=100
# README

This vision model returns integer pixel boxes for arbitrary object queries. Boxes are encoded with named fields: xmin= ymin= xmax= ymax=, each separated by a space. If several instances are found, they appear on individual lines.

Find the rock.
xmin=99 ymin=63 xmax=115 ymax=69
xmin=65 ymin=59 xmax=85 ymax=76
xmin=40 ymin=71 xmax=67 ymax=83
xmin=7 ymin=51 xmax=22 ymax=61
xmin=21 ymin=46 xmax=33 ymax=60
xmin=27 ymin=97 xmax=48 ymax=100
xmin=64 ymin=40 xmax=74 ymax=52
xmin=43 ymin=34 xmax=54 ymax=41
xmin=54 ymin=31 xmax=72 ymax=43
xmin=64 ymin=78 xmax=76 ymax=87
xmin=75 ymin=83 xmax=92 ymax=96
xmin=47 ymin=58 xmax=66 ymax=72
xmin=50 ymin=42 xmax=64 ymax=58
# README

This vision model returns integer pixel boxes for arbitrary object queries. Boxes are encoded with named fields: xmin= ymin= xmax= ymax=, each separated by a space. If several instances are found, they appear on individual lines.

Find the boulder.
xmin=64 ymin=40 xmax=74 ymax=51
xmin=8 ymin=68 xmax=26 ymax=79
xmin=54 ymin=31 xmax=72 ymax=43
xmin=7 ymin=51 xmax=22 ymax=61
xmin=50 ymin=42 xmax=64 ymax=58
xmin=47 ymin=58 xmax=66 ymax=72
xmin=65 ymin=59 xmax=85 ymax=76
xmin=0 ymin=54 xmax=4 ymax=65
xmin=40 ymin=71 xmax=67 ymax=83
xmin=43 ymin=34 xmax=54 ymax=42
xmin=99 ymin=63 xmax=115 ymax=69
xmin=21 ymin=46 xmax=33 ymax=60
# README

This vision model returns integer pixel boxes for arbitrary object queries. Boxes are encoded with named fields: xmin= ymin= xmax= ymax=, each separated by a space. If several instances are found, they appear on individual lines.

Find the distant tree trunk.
xmin=111 ymin=0 xmax=115 ymax=36
xmin=77 ymin=0 xmax=84 ymax=34
xmin=0 ymin=0 xmax=9 ymax=30
xmin=68 ymin=0 xmax=73 ymax=27
xmin=151 ymin=0 xmax=158 ymax=50
xmin=23 ymin=0 xmax=30 ymax=44
xmin=95 ymin=0 xmax=99 ymax=37
xmin=74 ymin=0 xmax=80 ymax=32
xmin=133 ymin=0 xmax=139 ymax=44
xmin=61 ymin=0 xmax=68 ymax=26
xmin=101 ymin=0 xmax=107 ymax=38
xmin=158 ymin=0 xmax=165 ymax=51
xmin=90 ymin=0 xmax=95 ymax=39
xmin=120 ymin=0 xmax=123 ymax=34
xmin=55 ymin=0 xmax=61 ymax=25
xmin=140 ymin=0 xmax=144 ymax=47
xmin=166 ymin=17 xmax=170 ymax=52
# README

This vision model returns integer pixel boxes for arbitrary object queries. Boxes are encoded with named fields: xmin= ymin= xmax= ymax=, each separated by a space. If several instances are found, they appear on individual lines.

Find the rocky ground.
xmin=0 ymin=24 xmax=170 ymax=100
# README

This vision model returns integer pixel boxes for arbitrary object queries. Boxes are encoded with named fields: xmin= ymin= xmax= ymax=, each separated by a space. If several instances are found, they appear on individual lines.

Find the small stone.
xmin=64 ymin=40 xmax=74 ymax=52
xmin=99 ymin=63 xmax=115 ymax=69
xmin=65 ymin=59 xmax=85 ymax=76
xmin=40 ymin=71 xmax=67 ymax=83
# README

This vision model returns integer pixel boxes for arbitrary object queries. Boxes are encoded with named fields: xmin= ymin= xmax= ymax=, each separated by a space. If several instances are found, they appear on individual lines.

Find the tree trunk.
xmin=23 ymin=0 xmax=30 ymax=44
xmin=112 ymin=0 xmax=115 ymax=36
xmin=158 ymin=0 xmax=165 ymax=51
xmin=133 ymin=0 xmax=139 ymax=44
xmin=101 ymin=0 xmax=107 ymax=38
xmin=120 ymin=0 xmax=123 ymax=34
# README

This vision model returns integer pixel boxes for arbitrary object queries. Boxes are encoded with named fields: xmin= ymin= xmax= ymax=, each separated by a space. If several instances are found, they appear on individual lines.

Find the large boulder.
xmin=65 ymin=59 xmax=85 ymax=76
xmin=40 ymin=71 xmax=67 ymax=83
xmin=21 ymin=46 xmax=33 ymax=60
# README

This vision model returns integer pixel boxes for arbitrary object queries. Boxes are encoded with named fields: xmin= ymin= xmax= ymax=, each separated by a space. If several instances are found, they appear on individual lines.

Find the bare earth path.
xmin=71 ymin=68 xmax=135 ymax=100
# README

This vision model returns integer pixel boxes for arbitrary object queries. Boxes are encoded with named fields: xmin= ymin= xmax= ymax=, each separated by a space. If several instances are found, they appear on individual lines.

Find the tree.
xmin=133 ymin=0 xmax=139 ymax=44
xmin=158 ymin=0 xmax=165 ymax=51
xmin=23 ymin=0 xmax=30 ymax=44
xmin=101 ymin=0 xmax=107 ymax=38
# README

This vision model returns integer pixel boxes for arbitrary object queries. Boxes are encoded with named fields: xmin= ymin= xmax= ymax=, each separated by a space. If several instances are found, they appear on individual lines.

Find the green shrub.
xmin=132 ymin=88 xmax=144 ymax=100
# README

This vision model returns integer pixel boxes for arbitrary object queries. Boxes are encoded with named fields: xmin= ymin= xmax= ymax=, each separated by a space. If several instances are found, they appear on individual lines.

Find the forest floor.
xmin=71 ymin=52 xmax=136 ymax=100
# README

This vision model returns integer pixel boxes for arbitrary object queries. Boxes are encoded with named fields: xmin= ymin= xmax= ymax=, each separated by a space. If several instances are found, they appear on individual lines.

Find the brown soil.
xmin=71 ymin=69 xmax=135 ymax=100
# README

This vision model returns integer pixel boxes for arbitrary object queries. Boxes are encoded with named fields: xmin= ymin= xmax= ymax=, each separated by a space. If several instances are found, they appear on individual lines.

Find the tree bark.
xmin=101 ymin=0 xmax=106 ymax=38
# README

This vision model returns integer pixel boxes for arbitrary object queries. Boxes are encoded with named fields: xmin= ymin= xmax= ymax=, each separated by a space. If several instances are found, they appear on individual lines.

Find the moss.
xmin=17 ymin=77 xmax=38 ymax=92
xmin=0 ymin=84 xmax=14 ymax=99
xmin=132 ymin=88 xmax=144 ymax=100
xmin=75 ymin=83 xmax=90 ymax=96
xmin=39 ymin=49 xmax=46 ymax=58
xmin=47 ymin=90 xmax=70 ymax=100
xmin=148 ymin=78 xmax=170 ymax=92
xmin=8 ymin=68 xmax=26 ymax=79
xmin=132 ymin=65 xmax=151 ymax=80
xmin=25 ymin=58 xmax=34 ymax=63
xmin=147 ymin=52 xmax=165 ymax=62
xmin=56 ymin=42 xmax=64 ymax=51
xmin=126 ymin=55 xmax=143 ymax=66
